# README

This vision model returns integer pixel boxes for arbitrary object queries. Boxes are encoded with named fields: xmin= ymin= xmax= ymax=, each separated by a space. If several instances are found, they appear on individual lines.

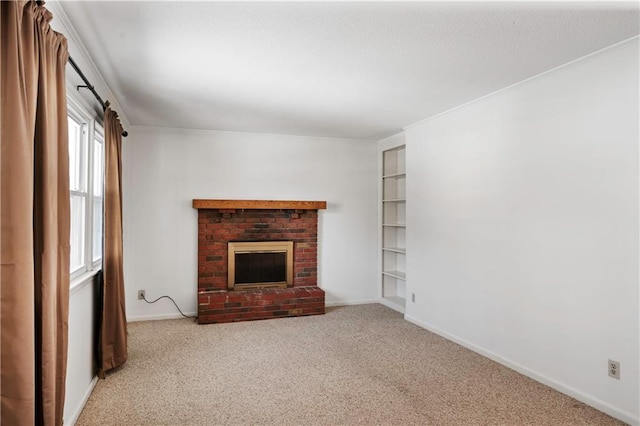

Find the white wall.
xmin=404 ymin=39 xmax=639 ymax=423
xmin=63 ymin=276 xmax=98 ymax=425
xmin=122 ymin=128 xmax=378 ymax=321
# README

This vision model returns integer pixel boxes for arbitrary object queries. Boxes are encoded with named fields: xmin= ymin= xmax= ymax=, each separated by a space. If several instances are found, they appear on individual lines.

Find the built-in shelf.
xmin=381 ymin=144 xmax=406 ymax=314
xmin=382 ymin=270 xmax=406 ymax=280
xmin=382 ymin=247 xmax=406 ymax=254
xmin=382 ymin=172 xmax=406 ymax=179
xmin=380 ymin=295 xmax=406 ymax=313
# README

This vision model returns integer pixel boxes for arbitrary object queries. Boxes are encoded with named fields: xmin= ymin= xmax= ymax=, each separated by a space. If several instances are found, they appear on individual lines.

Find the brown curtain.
xmin=1 ymin=1 xmax=70 ymax=425
xmin=98 ymin=105 xmax=128 ymax=376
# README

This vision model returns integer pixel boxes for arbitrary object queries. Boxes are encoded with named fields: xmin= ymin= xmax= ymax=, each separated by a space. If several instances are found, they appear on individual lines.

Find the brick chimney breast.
xmin=193 ymin=200 xmax=326 ymax=324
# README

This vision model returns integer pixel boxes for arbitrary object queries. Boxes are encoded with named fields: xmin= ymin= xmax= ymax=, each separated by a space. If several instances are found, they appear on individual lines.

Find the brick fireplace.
xmin=193 ymin=199 xmax=326 ymax=324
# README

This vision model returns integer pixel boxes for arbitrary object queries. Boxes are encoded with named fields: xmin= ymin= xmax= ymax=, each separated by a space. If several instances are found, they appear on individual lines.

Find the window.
xmin=92 ymin=129 xmax=104 ymax=263
xmin=68 ymin=114 xmax=86 ymax=275
xmin=68 ymin=103 xmax=104 ymax=280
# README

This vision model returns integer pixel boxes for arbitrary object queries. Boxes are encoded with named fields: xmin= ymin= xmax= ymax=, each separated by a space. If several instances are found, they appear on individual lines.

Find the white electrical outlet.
xmin=608 ymin=359 xmax=620 ymax=379
xmin=138 ymin=290 xmax=146 ymax=300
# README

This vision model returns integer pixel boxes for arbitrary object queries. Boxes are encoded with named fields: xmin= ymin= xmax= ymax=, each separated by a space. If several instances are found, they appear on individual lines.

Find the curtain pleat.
xmin=33 ymin=5 xmax=70 ymax=423
xmin=1 ymin=1 xmax=39 ymax=421
xmin=99 ymin=106 xmax=128 ymax=376
xmin=1 ymin=1 xmax=70 ymax=425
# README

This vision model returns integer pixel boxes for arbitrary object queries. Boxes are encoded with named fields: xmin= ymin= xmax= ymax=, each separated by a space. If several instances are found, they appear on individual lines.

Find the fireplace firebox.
xmin=228 ymin=241 xmax=293 ymax=290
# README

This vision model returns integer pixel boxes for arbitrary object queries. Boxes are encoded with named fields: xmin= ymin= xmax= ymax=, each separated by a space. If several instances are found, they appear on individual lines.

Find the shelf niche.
xmin=381 ymin=144 xmax=406 ymax=313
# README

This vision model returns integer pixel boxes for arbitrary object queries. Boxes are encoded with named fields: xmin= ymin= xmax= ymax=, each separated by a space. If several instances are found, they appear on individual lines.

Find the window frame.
xmin=68 ymin=96 xmax=103 ymax=282
xmin=91 ymin=124 xmax=104 ymax=269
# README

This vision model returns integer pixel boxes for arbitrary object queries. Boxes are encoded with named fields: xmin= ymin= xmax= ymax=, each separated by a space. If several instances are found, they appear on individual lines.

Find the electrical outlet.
xmin=608 ymin=359 xmax=620 ymax=379
xmin=411 ymin=293 xmax=415 ymax=303
xmin=138 ymin=290 xmax=146 ymax=300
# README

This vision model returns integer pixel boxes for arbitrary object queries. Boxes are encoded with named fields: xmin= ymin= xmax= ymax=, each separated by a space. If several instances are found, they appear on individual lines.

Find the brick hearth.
xmin=193 ymin=200 xmax=327 ymax=324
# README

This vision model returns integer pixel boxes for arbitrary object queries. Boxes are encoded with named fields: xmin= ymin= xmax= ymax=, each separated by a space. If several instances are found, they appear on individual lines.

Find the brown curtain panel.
xmin=98 ymin=105 xmax=128 ymax=376
xmin=1 ymin=1 xmax=70 ymax=425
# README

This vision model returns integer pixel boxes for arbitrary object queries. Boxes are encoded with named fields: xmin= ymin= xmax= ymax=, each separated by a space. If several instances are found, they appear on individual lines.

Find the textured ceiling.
xmin=59 ymin=1 xmax=639 ymax=140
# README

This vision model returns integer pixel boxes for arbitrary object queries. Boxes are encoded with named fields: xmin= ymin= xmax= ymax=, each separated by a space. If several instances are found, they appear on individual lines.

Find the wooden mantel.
xmin=192 ymin=199 xmax=327 ymax=210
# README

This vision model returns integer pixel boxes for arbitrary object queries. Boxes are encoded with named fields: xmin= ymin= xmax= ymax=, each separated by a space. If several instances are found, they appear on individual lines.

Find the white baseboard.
xmin=127 ymin=312 xmax=197 ymax=322
xmin=404 ymin=315 xmax=639 ymax=426
xmin=325 ymin=298 xmax=378 ymax=307
xmin=64 ymin=375 xmax=98 ymax=426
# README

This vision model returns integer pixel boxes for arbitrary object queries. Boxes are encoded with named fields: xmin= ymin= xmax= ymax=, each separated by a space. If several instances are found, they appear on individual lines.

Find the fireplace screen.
xmin=228 ymin=241 xmax=293 ymax=290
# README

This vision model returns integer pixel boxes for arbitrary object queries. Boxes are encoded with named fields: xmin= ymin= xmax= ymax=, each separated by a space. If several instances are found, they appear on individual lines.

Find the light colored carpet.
xmin=77 ymin=304 xmax=623 ymax=425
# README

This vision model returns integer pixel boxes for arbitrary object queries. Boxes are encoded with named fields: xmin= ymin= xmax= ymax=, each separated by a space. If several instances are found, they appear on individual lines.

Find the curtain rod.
xmin=68 ymin=56 xmax=128 ymax=137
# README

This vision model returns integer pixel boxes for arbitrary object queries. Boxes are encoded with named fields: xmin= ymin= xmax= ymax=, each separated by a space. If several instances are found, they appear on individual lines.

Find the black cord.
xmin=142 ymin=294 xmax=197 ymax=320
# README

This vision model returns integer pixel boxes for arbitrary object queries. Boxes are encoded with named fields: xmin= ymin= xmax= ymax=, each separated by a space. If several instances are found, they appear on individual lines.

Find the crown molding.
xmin=47 ymin=0 xmax=131 ymax=128
xmin=403 ymin=35 xmax=640 ymax=132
